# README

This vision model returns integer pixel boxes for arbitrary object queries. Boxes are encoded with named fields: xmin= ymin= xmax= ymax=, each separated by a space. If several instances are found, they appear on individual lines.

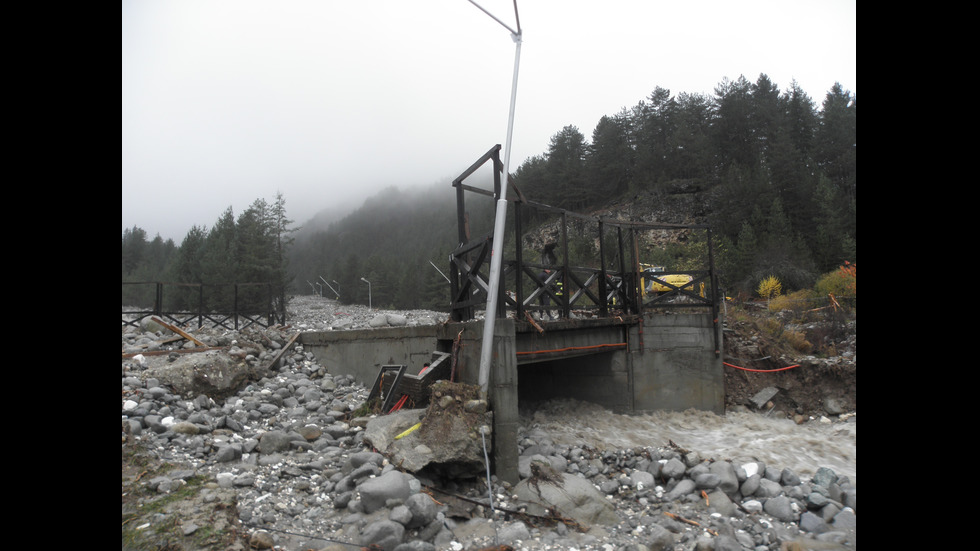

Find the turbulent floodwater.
xmin=519 ymin=399 xmax=856 ymax=486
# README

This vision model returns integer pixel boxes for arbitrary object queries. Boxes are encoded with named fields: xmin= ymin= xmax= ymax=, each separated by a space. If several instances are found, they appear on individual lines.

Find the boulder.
xmin=358 ymin=470 xmax=412 ymax=514
xmin=142 ymin=351 xmax=271 ymax=401
xmin=513 ymin=463 xmax=619 ymax=528
xmin=362 ymin=382 xmax=493 ymax=478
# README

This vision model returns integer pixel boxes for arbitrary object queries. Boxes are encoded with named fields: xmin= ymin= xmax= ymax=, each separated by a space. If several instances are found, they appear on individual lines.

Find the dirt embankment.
xmin=722 ymin=305 xmax=856 ymax=420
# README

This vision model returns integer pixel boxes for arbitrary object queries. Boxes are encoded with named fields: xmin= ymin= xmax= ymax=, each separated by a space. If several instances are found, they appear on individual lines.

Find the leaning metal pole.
xmin=475 ymin=1 xmax=522 ymax=394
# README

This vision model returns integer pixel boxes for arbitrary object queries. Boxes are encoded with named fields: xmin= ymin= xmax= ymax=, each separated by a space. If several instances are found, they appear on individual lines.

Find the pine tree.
xmin=202 ymin=207 xmax=238 ymax=311
xmin=633 ymin=86 xmax=676 ymax=187
xmin=587 ymin=113 xmax=633 ymax=198
xmin=169 ymin=225 xmax=208 ymax=310
xmin=545 ymin=125 xmax=589 ymax=210
xmin=269 ymin=191 xmax=297 ymax=315
xmin=122 ymin=226 xmax=148 ymax=278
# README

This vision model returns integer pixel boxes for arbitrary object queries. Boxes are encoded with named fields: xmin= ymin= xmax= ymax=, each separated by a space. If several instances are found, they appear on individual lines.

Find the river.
xmin=519 ymin=398 xmax=856 ymax=485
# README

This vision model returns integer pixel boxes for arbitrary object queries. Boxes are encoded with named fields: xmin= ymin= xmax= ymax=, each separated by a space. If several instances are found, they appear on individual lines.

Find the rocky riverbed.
xmin=122 ymin=296 xmax=856 ymax=551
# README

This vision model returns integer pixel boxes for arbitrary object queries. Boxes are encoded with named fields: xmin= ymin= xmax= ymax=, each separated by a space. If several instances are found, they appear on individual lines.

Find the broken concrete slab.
xmin=750 ymin=386 xmax=779 ymax=409
xmin=362 ymin=382 xmax=493 ymax=479
xmin=513 ymin=462 xmax=620 ymax=528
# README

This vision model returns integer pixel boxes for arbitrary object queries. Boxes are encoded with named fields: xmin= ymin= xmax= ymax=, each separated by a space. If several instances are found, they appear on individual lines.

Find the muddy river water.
xmin=519 ymin=399 xmax=856 ymax=485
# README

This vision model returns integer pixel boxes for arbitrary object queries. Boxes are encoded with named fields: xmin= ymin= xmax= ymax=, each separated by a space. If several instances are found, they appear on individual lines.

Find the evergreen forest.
xmin=122 ymin=74 xmax=855 ymax=313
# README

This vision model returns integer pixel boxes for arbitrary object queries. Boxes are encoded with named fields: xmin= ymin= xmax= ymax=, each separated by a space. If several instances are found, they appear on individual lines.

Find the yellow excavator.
xmin=639 ymin=264 xmax=703 ymax=298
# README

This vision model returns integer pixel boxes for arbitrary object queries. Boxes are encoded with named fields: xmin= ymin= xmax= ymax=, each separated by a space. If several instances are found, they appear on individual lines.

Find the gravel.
xmin=122 ymin=296 xmax=856 ymax=551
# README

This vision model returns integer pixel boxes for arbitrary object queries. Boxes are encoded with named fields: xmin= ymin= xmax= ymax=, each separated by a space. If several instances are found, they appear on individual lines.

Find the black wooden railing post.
xmin=514 ymin=201 xmax=525 ymax=320
xmin=155 ymin=282 xmax=163 ymax=317
xmin=197 ymin=285 xmax=204 ymax=329
xmin=598 ymin=220 xmax=608 ymax=316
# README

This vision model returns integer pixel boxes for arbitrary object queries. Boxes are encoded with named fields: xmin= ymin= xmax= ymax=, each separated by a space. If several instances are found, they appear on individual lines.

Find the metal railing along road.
xmin=121 ymin=281 xmax=283 ymax=330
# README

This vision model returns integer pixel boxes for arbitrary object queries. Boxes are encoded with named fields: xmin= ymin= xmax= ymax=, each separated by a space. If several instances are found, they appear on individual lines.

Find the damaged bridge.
xmin=299 ymin=145 xmax=724 ymax=484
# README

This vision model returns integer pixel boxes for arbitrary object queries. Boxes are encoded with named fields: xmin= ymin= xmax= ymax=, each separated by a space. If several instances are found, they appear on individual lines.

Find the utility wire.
xmin=241 ymin=522 xmax=364 ymax=548
xmin=480 ymin=426 xmax=499 ymax=546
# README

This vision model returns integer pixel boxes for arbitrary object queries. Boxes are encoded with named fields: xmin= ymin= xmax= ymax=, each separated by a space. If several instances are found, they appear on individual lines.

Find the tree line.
xmin=122 ymin=192 xmax=295 ymax=314
xmin=512 ymin=75 xmax=855 ymax=290
xmin=122 ymin=73 xmax=855 ymax=310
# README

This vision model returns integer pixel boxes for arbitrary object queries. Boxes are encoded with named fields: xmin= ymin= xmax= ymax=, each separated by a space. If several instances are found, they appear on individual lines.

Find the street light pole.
xmin=360 ymin=277 xmax=372 ymax=309
xmin=471 ymin=0 xmax=523 ymax=395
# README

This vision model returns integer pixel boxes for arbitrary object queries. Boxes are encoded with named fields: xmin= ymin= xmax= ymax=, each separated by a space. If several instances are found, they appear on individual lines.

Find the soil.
xmin=721 ymin=306 xmax=856 ymax=420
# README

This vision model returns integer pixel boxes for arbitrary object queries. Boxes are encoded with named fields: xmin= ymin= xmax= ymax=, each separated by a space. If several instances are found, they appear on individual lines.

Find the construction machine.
xmin=639 ymin=264 xmax=701 ymax=298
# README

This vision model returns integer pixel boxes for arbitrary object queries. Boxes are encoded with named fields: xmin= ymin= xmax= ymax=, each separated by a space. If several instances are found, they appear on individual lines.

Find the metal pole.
xmin=477 ymin=4 xmax=522 ymax=394
xmin=361 ymin=277 xmax=372 ymax=309
xmin=429 ymin=260 xmax=452 ymax=284
xmin=320 ymin=276 xmax=340 ymax=299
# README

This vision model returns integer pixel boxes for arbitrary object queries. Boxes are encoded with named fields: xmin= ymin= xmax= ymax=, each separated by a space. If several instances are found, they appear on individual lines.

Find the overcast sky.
xmin=122 ymin=0 xmax=856 ymax=243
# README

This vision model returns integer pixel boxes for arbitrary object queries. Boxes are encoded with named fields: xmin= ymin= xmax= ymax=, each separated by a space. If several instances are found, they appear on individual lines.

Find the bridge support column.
xmin=487 ymin=318 xmax=519 ymax=485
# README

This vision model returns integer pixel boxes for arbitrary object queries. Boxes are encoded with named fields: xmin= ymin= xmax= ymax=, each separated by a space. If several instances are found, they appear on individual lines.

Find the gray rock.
xmin=694 ymin=473 xmax=720 ymax=489
xmin=404 ymin=493 xmax=438 ymax=528
xmin=709 ymin=460 xmax=740 ymax=495
xmin=258 ymin=430 xmax=295 ymax=454
xmin=348 ymin=450 xmax=385 ymax=471
xmin=360 ymin=519 xmax=405 ymax=551
xmin=631 ymin=469 xmax=655 ymax=488
xmin=740 ymin=473 xmax=761 ymax=496
xmin=665 ymin=479 xmax=697 ymax=501
xmin=756 ymin=478 xmax=783 ymax=498
xmin=811 ymin=467 xmax=838 ymax=488
xmin=805 ymin=490 xmax=829 ymax=509
xmin=359 ymin=471 xmax=412 ymax=514
xmin=711 ymin=534 xmax=743 ymax=551
xmin=741 ymin=499 xmax=763 ymax=513
xmin=393 ymin=542 xmax=436 ymax=551
xmin=645 ymin=523 xmax=674 ymax=550
xmin=832 ymin=508 xmax=857 ymax=530
xmin=496 ymin=521 xmax=531 ymax=544
xmin=823 ymin=397 xmax=847 ymax=415
xmin=172 ymin=421 xmax=200 ymax=435
xmin=661 ymin=457 xmax=686 ymax=479
xmin=780 ymin=467 xmax=801 ymax=486
xmin=386 ymin=314 xmax=408 ymax=326
xmin=706 ymin=490 xmax=737 ymax=516
xmin=389 ymin=504 xmax=413 ymax=526
xmin=763 ymin=495 xmax=798 ymax=522
xmin=599 ymin=478 xmax=620 ymax=495
xmin=799 ymin=511 xmax=830 ymax=534
xmin=214 ymin=443 xmax=242 ymax=463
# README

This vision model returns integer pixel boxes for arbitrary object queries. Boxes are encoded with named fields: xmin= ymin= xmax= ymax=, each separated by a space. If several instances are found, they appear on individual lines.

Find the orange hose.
xmin=724 ymin=362 xmax=800 ymax=373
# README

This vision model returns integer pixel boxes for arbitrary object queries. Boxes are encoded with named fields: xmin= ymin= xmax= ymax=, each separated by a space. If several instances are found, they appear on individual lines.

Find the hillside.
xmin=287 ymin=178 xmax=855 ymax=421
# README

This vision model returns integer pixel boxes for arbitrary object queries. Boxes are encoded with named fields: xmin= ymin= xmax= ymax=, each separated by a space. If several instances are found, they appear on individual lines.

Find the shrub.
xmin=769 ymin=289 xmax=817 ymax=314
xmin=815 ymin=261 xmax=856 ymax=298
xmin=760 ymin=317 xmax=784 ymax=338
xmin=757 ymin=275 xmax=782 ymax=304
xmin=783 ymin=329 xmax=813 ymax=354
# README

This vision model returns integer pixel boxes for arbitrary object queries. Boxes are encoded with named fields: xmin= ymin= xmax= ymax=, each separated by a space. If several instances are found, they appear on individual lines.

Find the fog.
xmin=122 ymin=0 xmax=856 ymax=242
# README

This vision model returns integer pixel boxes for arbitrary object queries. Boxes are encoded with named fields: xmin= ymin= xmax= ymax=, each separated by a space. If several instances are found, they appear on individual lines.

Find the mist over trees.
xmin=123 ymin=74 xmax=855 ymax=310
